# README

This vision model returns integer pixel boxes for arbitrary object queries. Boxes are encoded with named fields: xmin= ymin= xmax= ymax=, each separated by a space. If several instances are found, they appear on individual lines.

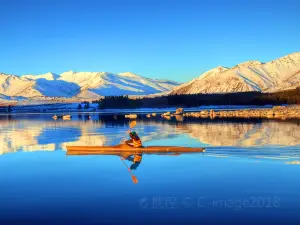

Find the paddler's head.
xmin=129 ymin=131 xmax=139 ymax=139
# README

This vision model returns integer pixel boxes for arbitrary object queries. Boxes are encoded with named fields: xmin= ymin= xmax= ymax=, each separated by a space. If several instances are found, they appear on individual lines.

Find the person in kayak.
xmin=122 ymin=131 xmax=143 ymax=170
xmin=125 ymin=131 xmax=143 ymax=148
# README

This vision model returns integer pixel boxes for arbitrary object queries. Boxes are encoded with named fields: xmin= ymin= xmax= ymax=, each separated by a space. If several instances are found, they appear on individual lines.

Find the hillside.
xmin=171 ymin=52 xmax=300 ymax=95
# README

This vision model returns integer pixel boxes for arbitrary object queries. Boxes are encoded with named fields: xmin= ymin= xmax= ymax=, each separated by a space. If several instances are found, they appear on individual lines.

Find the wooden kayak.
xmin=66 ymin=144 xmax=205 ymax=156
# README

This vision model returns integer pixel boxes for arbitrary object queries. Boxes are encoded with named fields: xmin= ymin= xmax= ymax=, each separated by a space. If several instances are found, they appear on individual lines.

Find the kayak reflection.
xmin=66 ymin=144 xmax=205 ymax=183
xmin=66 ymin=144 xmax=205 ymax=169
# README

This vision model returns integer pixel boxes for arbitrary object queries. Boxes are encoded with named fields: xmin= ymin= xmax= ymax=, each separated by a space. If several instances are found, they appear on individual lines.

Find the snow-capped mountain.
xmin=0 ymin=71 xmax=180 ymax=99
xmin=171 ymin=52 xmax=300 ymax=95
xmin=1 ymin=52 xmax=299 ymax=100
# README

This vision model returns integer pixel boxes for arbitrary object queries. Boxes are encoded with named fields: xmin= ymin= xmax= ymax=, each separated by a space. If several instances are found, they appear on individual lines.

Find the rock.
xmin=174 ymin=108 xmax=184 ymax=115
xmin=177 ymin=107 xmax=300 ymax=120
xmin=200 ymin=110 xmax=209 ymax=117
xmin=162 ymin=112 xmax=171 ymax=116
xmin=273 ymin=106 xmax=286 ymax=110
xmin=125 ymin=114 xmax=137 ymax=119
xmin=62 ymin=114 xmax=71 ymax=120
xmin=210 ymin=110 xmax=216 ymax=119
xmin=267 ymin=110 xmax=274 ymax=116
xmin=200 ymin=110 xmax=209 ymax=115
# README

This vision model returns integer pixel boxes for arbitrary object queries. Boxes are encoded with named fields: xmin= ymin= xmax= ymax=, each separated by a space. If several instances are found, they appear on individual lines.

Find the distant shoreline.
xmin=0 ymin=105 xmax=274 ymax=115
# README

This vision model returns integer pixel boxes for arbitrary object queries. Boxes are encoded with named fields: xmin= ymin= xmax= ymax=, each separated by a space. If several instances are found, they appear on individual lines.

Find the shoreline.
xmin=2 ymin=104 xmax=299 ymax=120
xmin=0 ymin=104 xmax=274 ymax=115
xmin=173 ymin=105 xmax=300 ymax=120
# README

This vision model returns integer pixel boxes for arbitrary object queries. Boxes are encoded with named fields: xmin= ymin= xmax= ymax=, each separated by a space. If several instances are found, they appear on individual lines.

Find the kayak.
xmin=66 ymin=144 xmax=205 ymax=156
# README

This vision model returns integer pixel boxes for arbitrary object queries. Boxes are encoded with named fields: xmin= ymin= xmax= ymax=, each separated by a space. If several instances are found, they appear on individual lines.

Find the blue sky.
xmin=0 ymin=0 xmax=299 ymax=82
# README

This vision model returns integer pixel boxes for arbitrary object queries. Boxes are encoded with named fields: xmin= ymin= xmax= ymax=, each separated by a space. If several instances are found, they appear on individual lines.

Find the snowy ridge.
xmin=118 ymin=72 xmax=141 ymax=78
xmin=0 ymin=71 xmax=180 ymax=99
xmin=22 ymin=72 xmax=60 ymax=80
xmin=171 ymin=52 xmax=300 ymax=95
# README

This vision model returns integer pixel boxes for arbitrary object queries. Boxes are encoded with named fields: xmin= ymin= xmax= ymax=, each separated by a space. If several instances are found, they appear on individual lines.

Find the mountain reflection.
xmin=0 ymin=115 xmax=300 ymax=156
xmin=0 ymin=119 xmax=106 ymax=154
xmin=175 ymin=121 xmax=300 ymax=146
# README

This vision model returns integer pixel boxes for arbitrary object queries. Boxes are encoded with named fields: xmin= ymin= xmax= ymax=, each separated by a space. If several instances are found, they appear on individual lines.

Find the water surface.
xmin=0 ymin=114 xmax=300 ymax=224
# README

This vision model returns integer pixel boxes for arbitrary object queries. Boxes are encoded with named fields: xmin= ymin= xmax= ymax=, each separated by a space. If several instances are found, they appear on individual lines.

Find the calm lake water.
xmin=0 ymin=113 xmax=300 ymax=224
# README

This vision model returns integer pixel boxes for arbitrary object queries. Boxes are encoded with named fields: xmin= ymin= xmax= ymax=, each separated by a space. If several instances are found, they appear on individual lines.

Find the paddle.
xmin=127 ymin=120 xmax=137 ymax=134
xmin=119 ymin=120 xmax=137 ymax=144
xmin=120 ymin=157 xmax=139 ymax=184
xmin=120 ymin=120 xmax=139 ymax=184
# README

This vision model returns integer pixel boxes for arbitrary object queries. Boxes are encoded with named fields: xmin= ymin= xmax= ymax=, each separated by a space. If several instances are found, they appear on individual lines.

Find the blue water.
xmin=0 ymin=114 xmax=300 ymax=224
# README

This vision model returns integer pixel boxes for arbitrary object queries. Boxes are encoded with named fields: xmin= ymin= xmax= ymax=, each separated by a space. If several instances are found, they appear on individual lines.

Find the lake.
xmin=0 ymin=113 xmax=300 ymax=224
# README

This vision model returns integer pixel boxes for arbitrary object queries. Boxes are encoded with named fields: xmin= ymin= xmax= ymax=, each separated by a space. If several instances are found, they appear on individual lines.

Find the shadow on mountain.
xmin=90 ymin=74 xmax=165 ymax=96
xmin=35 ymin=79 xmax=81 ymax=97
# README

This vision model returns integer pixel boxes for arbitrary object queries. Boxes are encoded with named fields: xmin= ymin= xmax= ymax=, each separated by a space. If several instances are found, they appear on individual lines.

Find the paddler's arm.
xmin=125 ymin=139 xmax=134 ymax=146
xmin=125 ymin=156 xmax=134 ymax=162
xmin=121 ymin=155 xmax=134 ymax=161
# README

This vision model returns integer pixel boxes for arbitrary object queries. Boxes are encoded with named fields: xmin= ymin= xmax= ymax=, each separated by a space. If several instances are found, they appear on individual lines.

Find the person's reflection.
xmin=122 ymin=154 xmax=143 ymax=170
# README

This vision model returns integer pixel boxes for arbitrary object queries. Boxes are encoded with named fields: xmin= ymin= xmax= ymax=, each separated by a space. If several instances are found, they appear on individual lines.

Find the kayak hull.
xmin=66 ymin=144 xmax=205 ymax=156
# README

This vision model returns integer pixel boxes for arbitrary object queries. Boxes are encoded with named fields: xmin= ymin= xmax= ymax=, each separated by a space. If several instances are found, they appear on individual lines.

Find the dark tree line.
xmin=255 ymin=87 xmax=300 ymax=105
xmin=96 ymin=93 xmax=260 ymax=109
xmin=90 ymin=88 xmax=300 ymax=109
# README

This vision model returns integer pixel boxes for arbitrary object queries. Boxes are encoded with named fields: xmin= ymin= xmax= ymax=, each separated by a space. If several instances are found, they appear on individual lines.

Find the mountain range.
xmin=0 ymin=71 xmax=180 ymax=100
xmin=0 ymin=52 xmax=299 ymax=103
xmin=171 ymin=52 xmax=300 ymax=95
